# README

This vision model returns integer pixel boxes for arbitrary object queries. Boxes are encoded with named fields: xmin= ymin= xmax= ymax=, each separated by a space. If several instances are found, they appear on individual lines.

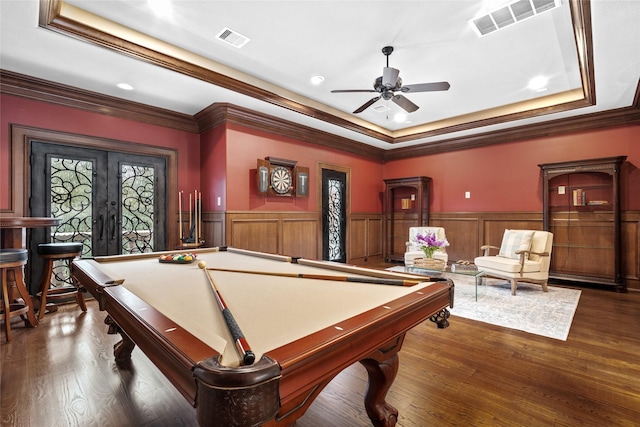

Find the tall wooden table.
xmin=0 ymin=216 xmax=61 ymax=326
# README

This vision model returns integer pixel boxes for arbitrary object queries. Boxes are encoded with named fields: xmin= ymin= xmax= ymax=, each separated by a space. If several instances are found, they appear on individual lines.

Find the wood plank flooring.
xmin=2 ymin=279 xmax=639 ymax=426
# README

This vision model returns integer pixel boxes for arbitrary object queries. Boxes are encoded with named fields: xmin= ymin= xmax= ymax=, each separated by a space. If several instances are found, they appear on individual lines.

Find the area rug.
xmin=386 ymin=267 xmax=581 ymax=340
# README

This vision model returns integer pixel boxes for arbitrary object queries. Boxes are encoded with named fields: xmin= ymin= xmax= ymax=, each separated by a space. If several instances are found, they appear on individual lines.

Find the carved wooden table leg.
xmin=360 ymin=354 xmax=399 ymax=427
xmin=430 ymin=308 xmax=450 ymax=329
xmin=104 ymin=315 xmax=136 ymax=365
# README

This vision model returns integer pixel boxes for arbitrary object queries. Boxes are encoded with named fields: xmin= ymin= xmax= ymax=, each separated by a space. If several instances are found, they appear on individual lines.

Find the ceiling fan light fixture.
xmin=331 ymin=46 xmax=450 ymax=114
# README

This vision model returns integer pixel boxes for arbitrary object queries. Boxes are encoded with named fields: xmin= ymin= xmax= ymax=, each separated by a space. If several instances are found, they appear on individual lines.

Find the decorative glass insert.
xmin=327 ymin=178 xmax=343 ymax=261
xmin=121 ymin=164 xmax=154 ymax=253
xmin=49 ymin=157 xmax=92 ymax=285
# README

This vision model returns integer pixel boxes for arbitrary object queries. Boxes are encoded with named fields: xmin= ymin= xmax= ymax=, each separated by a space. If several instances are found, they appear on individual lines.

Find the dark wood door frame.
xmin=316 ymin=162 xmax=350 ymax=262
xmin=9 ymin=124 xmax=178 ymax=249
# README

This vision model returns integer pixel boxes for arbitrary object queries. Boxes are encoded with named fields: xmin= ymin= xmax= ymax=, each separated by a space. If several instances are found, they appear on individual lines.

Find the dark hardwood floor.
xmin=2 ymin=276 xmax=639 ymax=426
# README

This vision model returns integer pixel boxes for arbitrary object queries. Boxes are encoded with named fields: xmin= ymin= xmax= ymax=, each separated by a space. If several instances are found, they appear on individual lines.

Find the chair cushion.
xmin=37 ymin=242 xmax=83 ymax=256
xmin=475 ymin=255 xmax=542 ymax=273
xmin=498 ymin=229 xmax=534 ymax=260
xmin=0 ymin=249 xmax=28 ymax=264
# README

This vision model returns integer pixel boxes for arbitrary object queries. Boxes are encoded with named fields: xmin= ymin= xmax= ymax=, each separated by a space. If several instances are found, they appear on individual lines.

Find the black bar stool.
xmin=1 ymin=249 xmax=37 ymax=342
xmin=36 ymin=242 xmax=85 ymax=321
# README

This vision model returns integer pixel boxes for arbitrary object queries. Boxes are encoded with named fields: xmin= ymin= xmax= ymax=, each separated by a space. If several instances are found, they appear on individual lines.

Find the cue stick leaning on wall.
xmin=206 ymin=267 xmax=427 ymax=287
xmin=200 ymin=265 xmax=256 ymax=366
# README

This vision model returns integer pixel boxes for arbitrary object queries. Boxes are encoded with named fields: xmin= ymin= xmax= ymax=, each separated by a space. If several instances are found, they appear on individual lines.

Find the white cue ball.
xmin=198 ymin=260 xmax=207 ymax=269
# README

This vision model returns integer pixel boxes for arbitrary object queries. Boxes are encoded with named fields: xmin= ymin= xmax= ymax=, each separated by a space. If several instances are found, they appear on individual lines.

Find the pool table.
xmin=72 ymin=247 xmax=453 ymax=427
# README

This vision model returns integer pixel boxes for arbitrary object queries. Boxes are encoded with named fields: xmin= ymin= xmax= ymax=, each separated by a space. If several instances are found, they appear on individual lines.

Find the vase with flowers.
xmin=415 ymin=232 xmax=449 ymax=263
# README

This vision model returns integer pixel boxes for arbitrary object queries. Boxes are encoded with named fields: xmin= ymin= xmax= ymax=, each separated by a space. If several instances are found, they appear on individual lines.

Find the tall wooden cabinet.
xmin=539 ymin=156 xmax=626 ymax=290
xmin=383 ymin=176 xmax=431 ymax=262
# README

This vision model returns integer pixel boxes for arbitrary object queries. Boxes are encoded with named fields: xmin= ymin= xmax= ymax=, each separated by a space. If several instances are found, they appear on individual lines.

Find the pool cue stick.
xmin=178 ymin=191 xmax=183 ymax=242
xmin=197 ymin=191 xmax=202 ymax=245
xmin=203 ymin=268 xmax=255 ymax=365
xmin=206 ymin=267 xmax=423 ymax=287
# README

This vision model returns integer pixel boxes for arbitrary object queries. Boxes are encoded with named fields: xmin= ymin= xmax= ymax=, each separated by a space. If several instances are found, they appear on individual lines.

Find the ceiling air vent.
xmin=470 ymin=0 xmax=561 ymax=37
xmin=216 ymin=27 xmax=251 ymax=48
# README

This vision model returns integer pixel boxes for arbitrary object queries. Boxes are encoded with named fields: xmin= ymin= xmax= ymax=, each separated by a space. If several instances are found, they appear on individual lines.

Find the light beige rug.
xmin=387 ymin=267 xmax=581 ymax=340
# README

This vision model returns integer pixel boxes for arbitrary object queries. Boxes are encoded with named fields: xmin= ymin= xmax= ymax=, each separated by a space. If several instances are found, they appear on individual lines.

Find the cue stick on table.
xmin=178 ymin=191 xmax=183 ymax=242
xmin=206 ymin=267 xmax=425 ymax=287
xmin=202 ymin=267 xmax=256 ymax=366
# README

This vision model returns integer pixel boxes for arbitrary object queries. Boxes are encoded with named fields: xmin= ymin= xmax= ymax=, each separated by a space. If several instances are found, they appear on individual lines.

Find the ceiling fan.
xmin=331 ymin=46 xmax=450 ymax=114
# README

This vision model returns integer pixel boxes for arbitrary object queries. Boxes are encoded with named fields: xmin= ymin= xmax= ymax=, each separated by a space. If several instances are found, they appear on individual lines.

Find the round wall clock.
xmin=270 ymin=166 xmax=292 ymax=194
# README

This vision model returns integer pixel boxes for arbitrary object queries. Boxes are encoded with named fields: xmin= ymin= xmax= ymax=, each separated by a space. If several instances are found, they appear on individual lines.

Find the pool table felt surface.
xmin=90 ymin=248 xmax=440 ymax=367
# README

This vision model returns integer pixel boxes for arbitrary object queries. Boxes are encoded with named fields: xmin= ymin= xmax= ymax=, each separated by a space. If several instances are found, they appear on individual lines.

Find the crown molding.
xmin=3 ymin=69 xmax=639 ymax=162
xmin=37 ymin=0 xmax=600 ymax=144
xmin=194 ymin=103 xmax=385 ymax=160
xmin=0 ymin=69 xmax=198 ymax=133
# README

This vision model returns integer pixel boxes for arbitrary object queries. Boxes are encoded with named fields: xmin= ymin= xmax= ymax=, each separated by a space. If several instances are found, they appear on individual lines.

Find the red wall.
xmin=383 ymin=126 xmax=640 ymax=212
xmin=222 ymin=124 xmax=384 ymax=212
xmin=0 ymin=94 xmax=201 ymax=211
xmin=200 ymin=125 xmax=227 ymax=211
xmin=2 ymin=93 xmax=638 ymax=216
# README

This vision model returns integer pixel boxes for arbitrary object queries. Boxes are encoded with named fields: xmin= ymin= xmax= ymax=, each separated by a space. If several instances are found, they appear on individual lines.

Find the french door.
xmin=28 ymin=141 xmax=167 ymax=291
xmin=321 ymin=169 xmax=347 ymax=263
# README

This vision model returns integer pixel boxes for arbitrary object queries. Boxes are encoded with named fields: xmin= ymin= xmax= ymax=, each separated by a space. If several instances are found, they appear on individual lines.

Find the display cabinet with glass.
xmin=539 ymin=156 xmax=627 ymax=290
xmin=383 ymin=176 xmax=431 ymax=262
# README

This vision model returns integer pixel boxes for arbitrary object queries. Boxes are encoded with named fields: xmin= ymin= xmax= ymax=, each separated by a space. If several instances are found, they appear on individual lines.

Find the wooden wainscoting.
xmin=201 ymin=211 xmax=226 ymax=248
xmin=201 ymin=210 xmax=638 ymax=290
xmin=622 ymin=211 xmax=640 ymax=289
xmin=224 ymin=211 xmax=320 ymax=259
xmin=430 ymin=212 xmax=543 ymax=264
xmin=215 ymin=211 xmax=383 ymax=264
xmin=348 ymin=213 xmax=384 ymax=264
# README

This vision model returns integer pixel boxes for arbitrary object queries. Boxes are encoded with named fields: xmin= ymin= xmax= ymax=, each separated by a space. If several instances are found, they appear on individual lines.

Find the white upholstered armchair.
xmin=474 ymin=229 xmax=553 ymax=295
xmin=404 ymin=226 xmax=449 ymax=266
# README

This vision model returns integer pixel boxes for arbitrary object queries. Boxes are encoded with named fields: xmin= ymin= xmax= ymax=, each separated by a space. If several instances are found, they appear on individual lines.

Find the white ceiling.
xmin=1 ymin=0 xmax=639 ymax=151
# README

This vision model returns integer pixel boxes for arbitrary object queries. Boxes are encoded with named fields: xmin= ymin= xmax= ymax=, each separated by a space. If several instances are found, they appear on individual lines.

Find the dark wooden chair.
xmin=36 ymin=242 xmax=85 ymax=320
xmin=1 ymin=249 xmax=33 ymax=342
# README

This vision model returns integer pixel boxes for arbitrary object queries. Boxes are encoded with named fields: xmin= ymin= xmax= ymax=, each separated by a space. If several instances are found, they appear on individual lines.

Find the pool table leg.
xmin=360 ymin=353 xmax=400 ymax=427
xmin=104 ymin=315 xmax=136 ymax=365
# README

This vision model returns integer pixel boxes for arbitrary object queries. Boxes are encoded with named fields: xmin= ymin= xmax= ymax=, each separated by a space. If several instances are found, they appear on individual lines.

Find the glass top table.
xmin=397 ymin=265 xmax=485 ymax=301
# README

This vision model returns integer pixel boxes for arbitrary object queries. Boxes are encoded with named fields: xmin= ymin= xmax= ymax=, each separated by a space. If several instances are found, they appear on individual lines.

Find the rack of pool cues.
xmin=178 ymin=190 xmax=204 ymax=249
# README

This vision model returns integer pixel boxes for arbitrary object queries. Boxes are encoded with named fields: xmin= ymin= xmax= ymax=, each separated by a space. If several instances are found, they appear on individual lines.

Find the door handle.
xmin=99 ymin=214 xmax=104 ymax=240
xmin=111 ymin=214 xmax=116 ymax=241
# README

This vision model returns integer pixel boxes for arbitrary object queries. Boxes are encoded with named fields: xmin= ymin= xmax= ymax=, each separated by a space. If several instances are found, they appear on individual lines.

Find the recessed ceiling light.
xmin=117 ymin=83 xmax=134 ymax=91
xmin=310 ymin=75 xmax=325 ymax=85
xmin=528 ymin=76 xmax=548 ymax=91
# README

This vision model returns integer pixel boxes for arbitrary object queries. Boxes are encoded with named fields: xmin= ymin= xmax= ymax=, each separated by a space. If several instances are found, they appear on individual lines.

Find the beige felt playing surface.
xmin=93 ymin=249 xmax=436 ymax=367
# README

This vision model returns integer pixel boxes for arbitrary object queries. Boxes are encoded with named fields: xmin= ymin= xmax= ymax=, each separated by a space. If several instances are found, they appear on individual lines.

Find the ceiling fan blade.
xmin=391 ymin=94 xmax=419 ymax=113
xmin=382 ymin=67 xmax=400 ymax=88
xmin=353 ymin=96 xmax=381 ymax=113
xmin=331 ymin=89 xmax=377 ymax=93
xmin=401 ymin=81 xmax=450 ymax=93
